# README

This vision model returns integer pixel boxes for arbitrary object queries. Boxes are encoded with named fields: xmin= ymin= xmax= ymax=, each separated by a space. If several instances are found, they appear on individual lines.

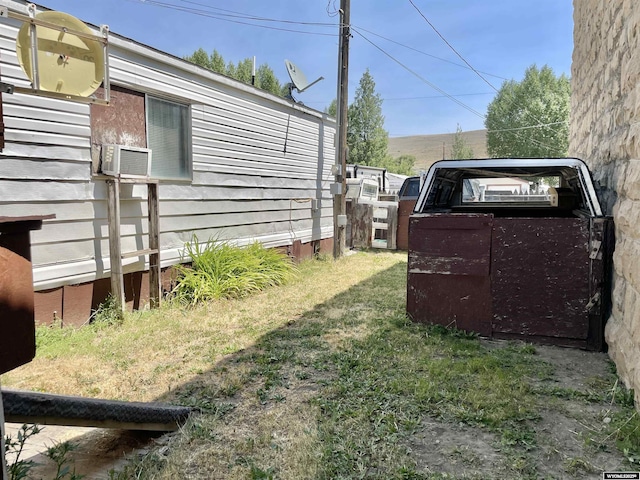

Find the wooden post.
xmin=351 ymin=203 xmax=373 ymax=248
xmin=148 ymin=182 xmax=161 ymax=308
xmin=106 ymin=179 xmax=124 ymax=311
xmin=333 ymin=0 xmax=350 ymax=259
xmin=386 ymin=204 xmax=398 ymax=250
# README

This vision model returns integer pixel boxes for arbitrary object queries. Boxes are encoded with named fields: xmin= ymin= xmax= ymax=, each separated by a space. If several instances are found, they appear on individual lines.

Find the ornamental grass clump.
xmin=171 ymin=236 xmax=297 ymax=305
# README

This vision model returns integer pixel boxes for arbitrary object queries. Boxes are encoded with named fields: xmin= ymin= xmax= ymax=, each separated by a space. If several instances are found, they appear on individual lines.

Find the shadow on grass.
xmin=14 ymin=256 xmax=639 ymax=479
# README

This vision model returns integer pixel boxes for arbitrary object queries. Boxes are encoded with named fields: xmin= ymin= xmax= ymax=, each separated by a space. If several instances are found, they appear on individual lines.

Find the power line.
xmin=133 ymin=0 xmax=562 ymax=155
xmin=407 ymin=0 xmax=562 ymax=153
xmin=352 ymin=26 xmax=507 ymax=81
xmin=389 ymin=120 xmax=569 ymax=138
xmin=130 ymin=0 xmax=338 ymax=36
xmin=352 ymin=27 xmax=557 ymax=153
xmin=326 ymin=0 xmax=340 ymax=17
xmin=177 ymin=0 xmax=336 ymax=27
xmin=383 ymin=92 xmax=493 ymax=101
xmin=351 ymin=27 xmax=486 ymax=119
xmin=487 ymin=121 xmax=568 ymax=134
xmin=303 ymin=92 xmax=493 ymax=105
xmin=360 ymin=12 xmax=560 ymax=152
xmin=408 ymin=0 xmax=498 ymax=93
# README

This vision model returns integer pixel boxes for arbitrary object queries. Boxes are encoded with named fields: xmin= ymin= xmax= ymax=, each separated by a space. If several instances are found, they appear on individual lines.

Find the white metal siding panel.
xmin=0 ymin=0 xmax=336 ymax=291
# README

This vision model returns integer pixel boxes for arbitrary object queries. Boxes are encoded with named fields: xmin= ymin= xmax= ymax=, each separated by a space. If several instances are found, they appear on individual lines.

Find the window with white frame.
xmin=147 ymin=96 xmax=192 ymax=180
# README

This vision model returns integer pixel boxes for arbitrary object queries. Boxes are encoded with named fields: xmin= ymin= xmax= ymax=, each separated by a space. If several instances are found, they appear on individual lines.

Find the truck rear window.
xmin=462 ymin=176 xmax=560 ymax=203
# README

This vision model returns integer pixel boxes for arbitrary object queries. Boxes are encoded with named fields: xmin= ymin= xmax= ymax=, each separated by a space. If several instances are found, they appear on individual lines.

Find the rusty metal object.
xmin=407 ymin=214 xmax=493 ymax=336
xmin=396 ymin=199 xmax=416 ymax=251
xmin=90 ymin=85 xmax=146 ymax=171
xmin=407 ymin=159 xmax=614 ymax=350
xmin=0 ymin=245 xmax=35 ymax=374
xmin=407 ymin=213 xmax=613 ymax=350
xmin=0 ymin=216 xmax=53 ymax=374
xmin=491 ymin=218 xmax=590 ymax=341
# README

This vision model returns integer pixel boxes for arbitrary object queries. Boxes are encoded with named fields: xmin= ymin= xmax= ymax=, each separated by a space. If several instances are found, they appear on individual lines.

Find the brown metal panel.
xmin=34 ymin=288 xmax=63 ymax=325
xmin=90 ymin=85 xmax=146 ymax=170
xmin=396 ymin=199 xmax=416 ymax=250
xmin=407 ymin=214 xmax=493 ymax=336
xmin=408 ymin=214 xmax=493 ymax=276
xmin=0 ymin=243 xmax=35 ymax=374
xmin=0 ymin=218 xmax=48 ymax=374
xmin=124 ymin=271 xmax=143 ymax=311
xmin=492 ymin=331 xmax=588 ymax=349
xmin=491 ymin=218 xmax=590 ymax=340
xmin=91 ymin=277 xmax=111 ymax=312
xmin=62 ymin=283 xmax=94 ymax=326
xmin=407 ymin=275 xmax=492 ymax=335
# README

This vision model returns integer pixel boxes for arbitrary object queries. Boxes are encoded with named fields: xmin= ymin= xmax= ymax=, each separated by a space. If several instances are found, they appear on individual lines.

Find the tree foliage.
xmin=450 ymin=124 xmax=474 ymax=159
xmin=327 ymin=72 xmax=412 ymax=174
xmin=379 ymin=154 xmax=416 ymax=176
xmin=326 ymin=99 xmax=337 ymax=117
xmin=347 ymin=69 xmax=388 ymax=167
xmin=210 ymin=50 xmax=226 ymax=74
xmin=485 ymin=64 xmax=570 ymax=158
xmin=184 ymin=48 xmax=284 ymax=97
xmin=185 ymin=48 xmax=211 ymax=70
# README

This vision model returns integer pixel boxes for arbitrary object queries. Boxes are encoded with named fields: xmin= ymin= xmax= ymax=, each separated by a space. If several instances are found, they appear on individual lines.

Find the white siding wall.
xmin=0 ymin=1 xmax=336 ymax=290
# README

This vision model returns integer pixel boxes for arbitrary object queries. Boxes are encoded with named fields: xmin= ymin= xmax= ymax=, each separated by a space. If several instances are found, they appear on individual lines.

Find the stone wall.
xmin=570 ymin=0 xmax=640 ymax=404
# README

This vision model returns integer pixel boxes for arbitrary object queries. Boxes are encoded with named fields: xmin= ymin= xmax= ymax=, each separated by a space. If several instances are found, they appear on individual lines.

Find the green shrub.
xmin=171 ymin=236 xmax=296 ymax=305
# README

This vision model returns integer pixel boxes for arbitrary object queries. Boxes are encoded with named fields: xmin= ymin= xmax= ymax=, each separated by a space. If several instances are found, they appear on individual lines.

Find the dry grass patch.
xmin=3 ymin=252 xmax=403 ymax=403
xmin=4 ymin=250 xmax=639 ymax=480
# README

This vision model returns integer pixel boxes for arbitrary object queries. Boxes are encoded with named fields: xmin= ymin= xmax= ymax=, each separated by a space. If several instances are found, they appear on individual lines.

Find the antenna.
xmin=13 ymin=7 xmax=108 ymax=102
xmin=284 ymin=59 xmax=323 ymax=102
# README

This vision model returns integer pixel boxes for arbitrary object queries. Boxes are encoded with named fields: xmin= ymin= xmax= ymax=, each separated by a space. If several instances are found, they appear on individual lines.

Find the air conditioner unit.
xmin=100 ymin=144 xmax=152 ymax=178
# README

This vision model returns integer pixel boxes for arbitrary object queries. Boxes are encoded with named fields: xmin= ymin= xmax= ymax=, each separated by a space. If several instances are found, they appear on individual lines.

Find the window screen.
xmin=147 ymin=96 xmax=191 ymax=180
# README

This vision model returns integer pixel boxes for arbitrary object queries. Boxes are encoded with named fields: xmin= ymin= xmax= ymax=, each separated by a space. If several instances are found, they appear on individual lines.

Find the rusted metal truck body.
xmin=406 ymin=158 xmax=613 ymax=350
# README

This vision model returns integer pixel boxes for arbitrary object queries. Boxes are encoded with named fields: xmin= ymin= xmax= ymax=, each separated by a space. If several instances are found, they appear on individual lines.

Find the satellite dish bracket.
xmin=284 ymin=59 xmax=323 ymax=102
xmin=297 ymin=76 xmax=324 ymax=94
xmin=4 ymin=3 xmax=111 ymax=105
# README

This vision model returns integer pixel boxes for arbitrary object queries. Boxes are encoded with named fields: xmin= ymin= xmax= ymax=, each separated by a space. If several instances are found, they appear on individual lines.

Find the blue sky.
xmin=39 ymin=0 xmax=573 ymax=137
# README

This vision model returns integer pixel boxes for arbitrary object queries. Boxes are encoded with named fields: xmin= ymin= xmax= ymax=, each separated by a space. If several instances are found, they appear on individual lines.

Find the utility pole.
xmin=333 ymin=0 xmax=350 ymax=259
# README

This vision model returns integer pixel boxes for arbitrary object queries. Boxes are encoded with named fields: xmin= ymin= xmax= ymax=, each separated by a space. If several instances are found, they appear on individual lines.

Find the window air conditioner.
xmin=101 ymin=144 xmax=152 ymax=178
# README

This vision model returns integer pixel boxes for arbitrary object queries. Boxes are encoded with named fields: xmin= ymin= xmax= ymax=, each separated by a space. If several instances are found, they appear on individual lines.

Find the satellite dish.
xmin=284 ymin=59 xmax=323 ymax=101
xmin=16 ymin=11 xmax=105 ymax=97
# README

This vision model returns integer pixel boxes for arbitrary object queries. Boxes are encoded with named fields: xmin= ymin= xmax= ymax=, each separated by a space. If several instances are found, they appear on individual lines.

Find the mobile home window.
xmin=147 ymin=96 xmax=192 ymax=180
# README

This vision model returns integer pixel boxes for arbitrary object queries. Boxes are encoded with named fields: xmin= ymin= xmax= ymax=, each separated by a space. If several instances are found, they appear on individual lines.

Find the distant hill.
xmin=388 ymin=129 xmax=488 ymax=173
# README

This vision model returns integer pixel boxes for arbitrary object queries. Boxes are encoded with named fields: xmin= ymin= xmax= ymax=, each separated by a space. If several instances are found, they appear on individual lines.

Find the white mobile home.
xmin=0 ymin=0 xmax=336 ymax=324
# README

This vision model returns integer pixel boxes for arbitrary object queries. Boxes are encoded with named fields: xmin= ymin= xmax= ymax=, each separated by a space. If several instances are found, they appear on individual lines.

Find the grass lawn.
xmin=2 ymin=251 xmax=639 ymax=479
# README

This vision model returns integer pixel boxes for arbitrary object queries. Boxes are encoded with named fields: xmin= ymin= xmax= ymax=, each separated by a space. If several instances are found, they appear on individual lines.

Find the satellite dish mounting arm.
xmin=297 ymin=76 xmax=324 ymax=94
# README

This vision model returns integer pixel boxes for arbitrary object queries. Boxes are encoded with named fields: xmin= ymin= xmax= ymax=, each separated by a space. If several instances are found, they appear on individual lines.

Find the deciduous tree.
xmin=256 ymin=64 xmax=283 ymax=97
xmin=184 ymin=48 xmax=211 ymax=70
xmin=185 ymin=48 xmax=284 ymax=97
xmin=379 ymin=154 xmax=416 ymax=176
xmin=485 ymin=64 xmax=570 ymax=158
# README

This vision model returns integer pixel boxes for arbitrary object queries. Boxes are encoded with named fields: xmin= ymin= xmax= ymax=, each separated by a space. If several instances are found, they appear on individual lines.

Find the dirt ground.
xmin=406 ymin=341 xmax=634 ymax=479
xmin=3 ymin=340 xmax=636 ymax=479
xmin=2 ymin=422 xmax=164 ymax=479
